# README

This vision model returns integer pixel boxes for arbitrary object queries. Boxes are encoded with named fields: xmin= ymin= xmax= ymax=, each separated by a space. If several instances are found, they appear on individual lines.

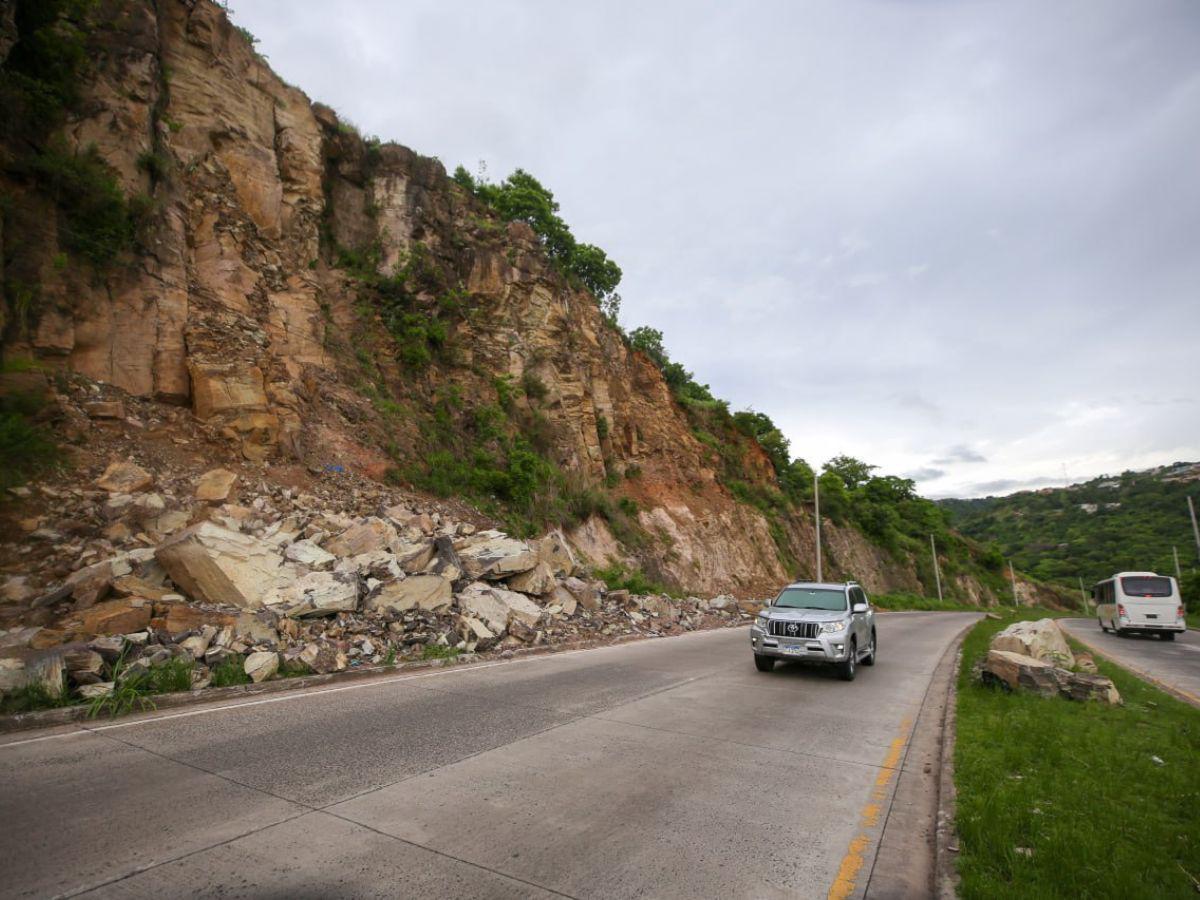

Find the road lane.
xmin=1059 ymin=618 xmax=1200 ymax=706
xmin=0 ymin=611 xmax=977 ymax=899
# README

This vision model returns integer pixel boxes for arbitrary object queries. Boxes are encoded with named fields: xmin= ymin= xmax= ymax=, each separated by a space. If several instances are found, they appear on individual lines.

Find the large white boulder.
xmin=365 ymin=575 xmax=453 ymax=614
xmin=244 ymin=650 xmax=279 ymax=683
xmin=990 ymin=619 xmax=1074 ymax=668
xmin=562 ymin=576 xmax=600 ymax=612
xmin=505 ymin=561 xmax=556 ymax=596
xmin=537 ymin=530 xmax=577 ymax=577
xmin=457 ymin=532 xmax=537 ymax=580
xmin=393 ymin=539 xmax=435 ymax=574
xmin=284 ymin=539 xmax=336 ymax=571
xmin=458 ymin=582 xmax=542 ymax=633
xmin=323 ymin=517 xmax=400 ymax=557
xmin=155 ymin=522 xmax=299 ymax=609
xmin=280 ymin=571 xmax=360 ymax=617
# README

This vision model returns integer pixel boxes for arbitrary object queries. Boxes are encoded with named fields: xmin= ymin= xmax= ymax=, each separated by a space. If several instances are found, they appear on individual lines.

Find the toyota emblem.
xmin=787 ymin=623 xmax=798 ymax=635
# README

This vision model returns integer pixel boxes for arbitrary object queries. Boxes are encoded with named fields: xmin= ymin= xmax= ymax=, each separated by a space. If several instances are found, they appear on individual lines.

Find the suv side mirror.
xmin=852 ymin=603 xmax=868 ymax=614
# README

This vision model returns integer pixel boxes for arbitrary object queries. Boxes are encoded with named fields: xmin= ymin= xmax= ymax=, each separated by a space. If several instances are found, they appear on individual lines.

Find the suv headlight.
xmin=755 ymin=616 xmax=770 ymax=631
xmin=820 ymin=621 xmax=847 ymax=634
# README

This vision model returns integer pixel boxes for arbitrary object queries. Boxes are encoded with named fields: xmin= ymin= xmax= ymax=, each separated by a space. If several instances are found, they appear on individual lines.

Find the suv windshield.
xmin=774 ymin=588 xmax=847 ymax=611
xmin=1120 ymin=576 xmax=1173 ymax=597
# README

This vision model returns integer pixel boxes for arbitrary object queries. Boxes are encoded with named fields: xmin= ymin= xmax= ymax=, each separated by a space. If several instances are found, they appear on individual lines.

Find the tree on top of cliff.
xmin=452 ymin=165 xmax=622 ymax=316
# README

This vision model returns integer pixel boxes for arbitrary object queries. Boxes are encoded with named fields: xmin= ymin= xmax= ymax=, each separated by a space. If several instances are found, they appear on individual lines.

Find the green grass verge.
xmin=954 ymin=612 xmax=1200 ymax=898
xmin=871 ymin=591 xmax=992 ymax=612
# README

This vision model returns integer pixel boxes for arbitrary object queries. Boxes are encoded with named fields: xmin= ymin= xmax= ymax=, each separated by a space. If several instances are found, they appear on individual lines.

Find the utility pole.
xmin=930 ymin=533 xmax=943 ymax=603
xmin=1189 ymin=496 xmax=1200 ymax=561
xmin=1078 ymin=576 xmax=1088 ymax=614
xmin=813 ymin=471 xmax=822 ymax=583
xmin=1173 ymin=546 xmax=1183 ymax=582
xmin=1009 ymin=561 xmax=1019 ymax=607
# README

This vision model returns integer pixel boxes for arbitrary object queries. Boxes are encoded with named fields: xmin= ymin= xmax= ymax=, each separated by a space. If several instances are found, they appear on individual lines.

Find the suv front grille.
xmin=769 ymin=620 xmax=820 ymax=639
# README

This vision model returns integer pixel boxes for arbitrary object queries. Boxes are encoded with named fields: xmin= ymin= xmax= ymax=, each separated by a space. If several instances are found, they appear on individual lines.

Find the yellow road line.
xmin=827 ymin=717 xmax=912 ymax=900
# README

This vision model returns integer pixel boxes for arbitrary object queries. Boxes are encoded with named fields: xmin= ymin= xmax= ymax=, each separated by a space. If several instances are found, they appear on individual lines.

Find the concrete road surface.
xmin=1060 ymin=618 xmax=1200 ymax=707
xmin=0 ymin=611 xmax=977 ymax=900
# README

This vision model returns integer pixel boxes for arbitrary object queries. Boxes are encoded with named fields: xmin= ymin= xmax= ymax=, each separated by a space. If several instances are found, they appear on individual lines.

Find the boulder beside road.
xmin=990 ymin=618 xmax=1075 ymax=668
xmin=982 ymin=620 xmax=1120 ymax=705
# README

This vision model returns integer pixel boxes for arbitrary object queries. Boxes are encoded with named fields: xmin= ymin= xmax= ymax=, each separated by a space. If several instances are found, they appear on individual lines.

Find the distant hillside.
xmin=941 ymin=462 xmax=1200 ymax=589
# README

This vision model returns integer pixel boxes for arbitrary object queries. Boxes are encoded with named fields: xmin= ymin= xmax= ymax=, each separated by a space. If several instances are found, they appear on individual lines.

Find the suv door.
xmin=850 ymin=587 xmax=868 ymax=650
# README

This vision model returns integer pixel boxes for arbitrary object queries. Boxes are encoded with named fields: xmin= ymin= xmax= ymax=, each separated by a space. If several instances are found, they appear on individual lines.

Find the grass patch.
xmin=0 ymin=678 xmax=73 ymax=714
xmin=871 ymin=591 xmax=990 ymax=612
xmin=277 ymin=659 xmax=312 ymax=679
xmin=209 ymin=656 xmax=250 ymax=687
xmin=595 ymin=561 xmax=676 ymax=597
xmin=421 ymin=644 xmax=459 ymax=661
xmin=953 ymin=613 xmax=1200 ymax=897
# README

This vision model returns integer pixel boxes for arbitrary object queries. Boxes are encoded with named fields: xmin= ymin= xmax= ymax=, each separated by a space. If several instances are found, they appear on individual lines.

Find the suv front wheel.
xmin=838 ymin=639 xmax=857 ymax=681
xmin=861 ymin=630 xmax=876 ymax=666
xmin=754 ymin=654 xmax=775 ymax=672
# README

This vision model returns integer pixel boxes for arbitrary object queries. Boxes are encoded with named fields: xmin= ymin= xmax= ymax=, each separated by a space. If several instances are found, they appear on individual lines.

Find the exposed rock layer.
xmin=0 ymin=0 xmax=1016 ymax=602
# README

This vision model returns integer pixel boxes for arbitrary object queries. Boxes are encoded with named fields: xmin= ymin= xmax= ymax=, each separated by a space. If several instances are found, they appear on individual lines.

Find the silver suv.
xmin=750 ymin=581 xmax=877 ymax=681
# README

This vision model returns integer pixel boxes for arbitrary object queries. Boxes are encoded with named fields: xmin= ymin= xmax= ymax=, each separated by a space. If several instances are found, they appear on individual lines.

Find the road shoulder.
xmin=865 ymin=617 xmax=974 ymax=899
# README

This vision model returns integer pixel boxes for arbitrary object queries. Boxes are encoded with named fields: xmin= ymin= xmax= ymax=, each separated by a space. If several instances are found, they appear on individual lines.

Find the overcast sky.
xmin=229 ymin=0 xmax=1200 ymax=498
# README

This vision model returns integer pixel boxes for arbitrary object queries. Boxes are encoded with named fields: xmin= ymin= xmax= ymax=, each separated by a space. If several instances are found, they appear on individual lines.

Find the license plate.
xmin=782 ymin=645 xmax=805 ymax=655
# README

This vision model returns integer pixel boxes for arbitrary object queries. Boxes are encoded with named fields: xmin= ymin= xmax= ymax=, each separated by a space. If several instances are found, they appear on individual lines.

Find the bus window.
xmin=1120 ymin=576 xmax=1173 ymax=597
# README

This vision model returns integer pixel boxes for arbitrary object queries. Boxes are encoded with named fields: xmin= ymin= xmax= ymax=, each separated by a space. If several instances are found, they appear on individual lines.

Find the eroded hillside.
xmin=0 ymin=0 xmax=1032 ymax=604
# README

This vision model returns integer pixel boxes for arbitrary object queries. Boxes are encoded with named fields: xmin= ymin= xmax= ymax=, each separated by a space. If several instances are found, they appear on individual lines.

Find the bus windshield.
xmin=1120 ymin=576 xmax=1173 ymax=598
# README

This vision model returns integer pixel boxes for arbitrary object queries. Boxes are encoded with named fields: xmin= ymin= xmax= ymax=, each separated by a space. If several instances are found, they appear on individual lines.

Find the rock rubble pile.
xmin=0 ymin=461 xmax=754 ymax=707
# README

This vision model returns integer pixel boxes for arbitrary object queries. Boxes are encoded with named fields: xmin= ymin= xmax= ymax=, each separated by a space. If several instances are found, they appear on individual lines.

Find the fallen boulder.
xmin=280 ymin=571 xmax=360 ymax=617
xmin=0 ymin=649 xmax=65 ymax=698
xmin=459 ymin=582 xmax=543 ymax=632
xmin=423 ymin=536 xmax=463 ymax=583
xmin=393 ymin=539 xmax=436 ymax=574
xmin=537 ymin=530 xmax=577 ymax=577
xmin=68 ymin=597 xmax=154 ymax=637
xmin=244 ymin=650 xmax=279 ymax=683
xmin=983 ymin=649 xmax=1065 ymax=698
xmin=505 ymin=561 xmax=556 ymax=596
xmin=96 ymin=461 xmax=154 ymax=494
xmin=298 ymin=641 xmax=347 ymax=674
xmin=562 ymin=576 xmax=600 ymax=611
xmin=284 ymin=539 xmax=336 ymax=571
xmin=195 ymin=468 xmax=238 ymax=502
xmin=990 ymin=619 xmax=1074 ymax=668
xmin=155 ymin=522 xmax=299 ymax=609
xmin=324 ymin=517 xmax=399 ymax=557
xmin=982 ymin=648 xmax=1120 ymax=705
xmin=365 ymin=575 xmax=452 ymax=614
xmin=458 ymin=533 xmax=537 ymax=580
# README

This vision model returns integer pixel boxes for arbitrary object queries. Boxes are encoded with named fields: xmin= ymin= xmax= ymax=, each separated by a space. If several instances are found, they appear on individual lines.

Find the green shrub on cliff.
xmin=452 ymin=165 xmax=622 ymax=313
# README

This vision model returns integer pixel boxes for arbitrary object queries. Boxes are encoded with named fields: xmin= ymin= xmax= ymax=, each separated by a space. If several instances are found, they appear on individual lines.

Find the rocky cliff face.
xmin=1 ymin=0 xmax=997 ymax=601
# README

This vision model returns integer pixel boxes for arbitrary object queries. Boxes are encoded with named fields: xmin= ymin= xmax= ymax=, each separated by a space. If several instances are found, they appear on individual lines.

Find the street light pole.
xmin=814 ymin=471 xmax=822 ymax=583
xmin=1078 ymin=576 xmax=1088 ymax=614
xmin=930 ymin=533 xmax=943 ymax=604
xmin=1009 ymin=561 xmax=1019 ymax=607
xmin=1188 ymin=496 xmax=1200 ymax=561
xmin=1173 ymin=546 xmax=1183 ymax=583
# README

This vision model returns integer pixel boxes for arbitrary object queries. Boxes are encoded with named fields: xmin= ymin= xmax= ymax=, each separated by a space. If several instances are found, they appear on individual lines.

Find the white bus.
xmin=1094 ymin=571 xmax=1186 ymax=640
